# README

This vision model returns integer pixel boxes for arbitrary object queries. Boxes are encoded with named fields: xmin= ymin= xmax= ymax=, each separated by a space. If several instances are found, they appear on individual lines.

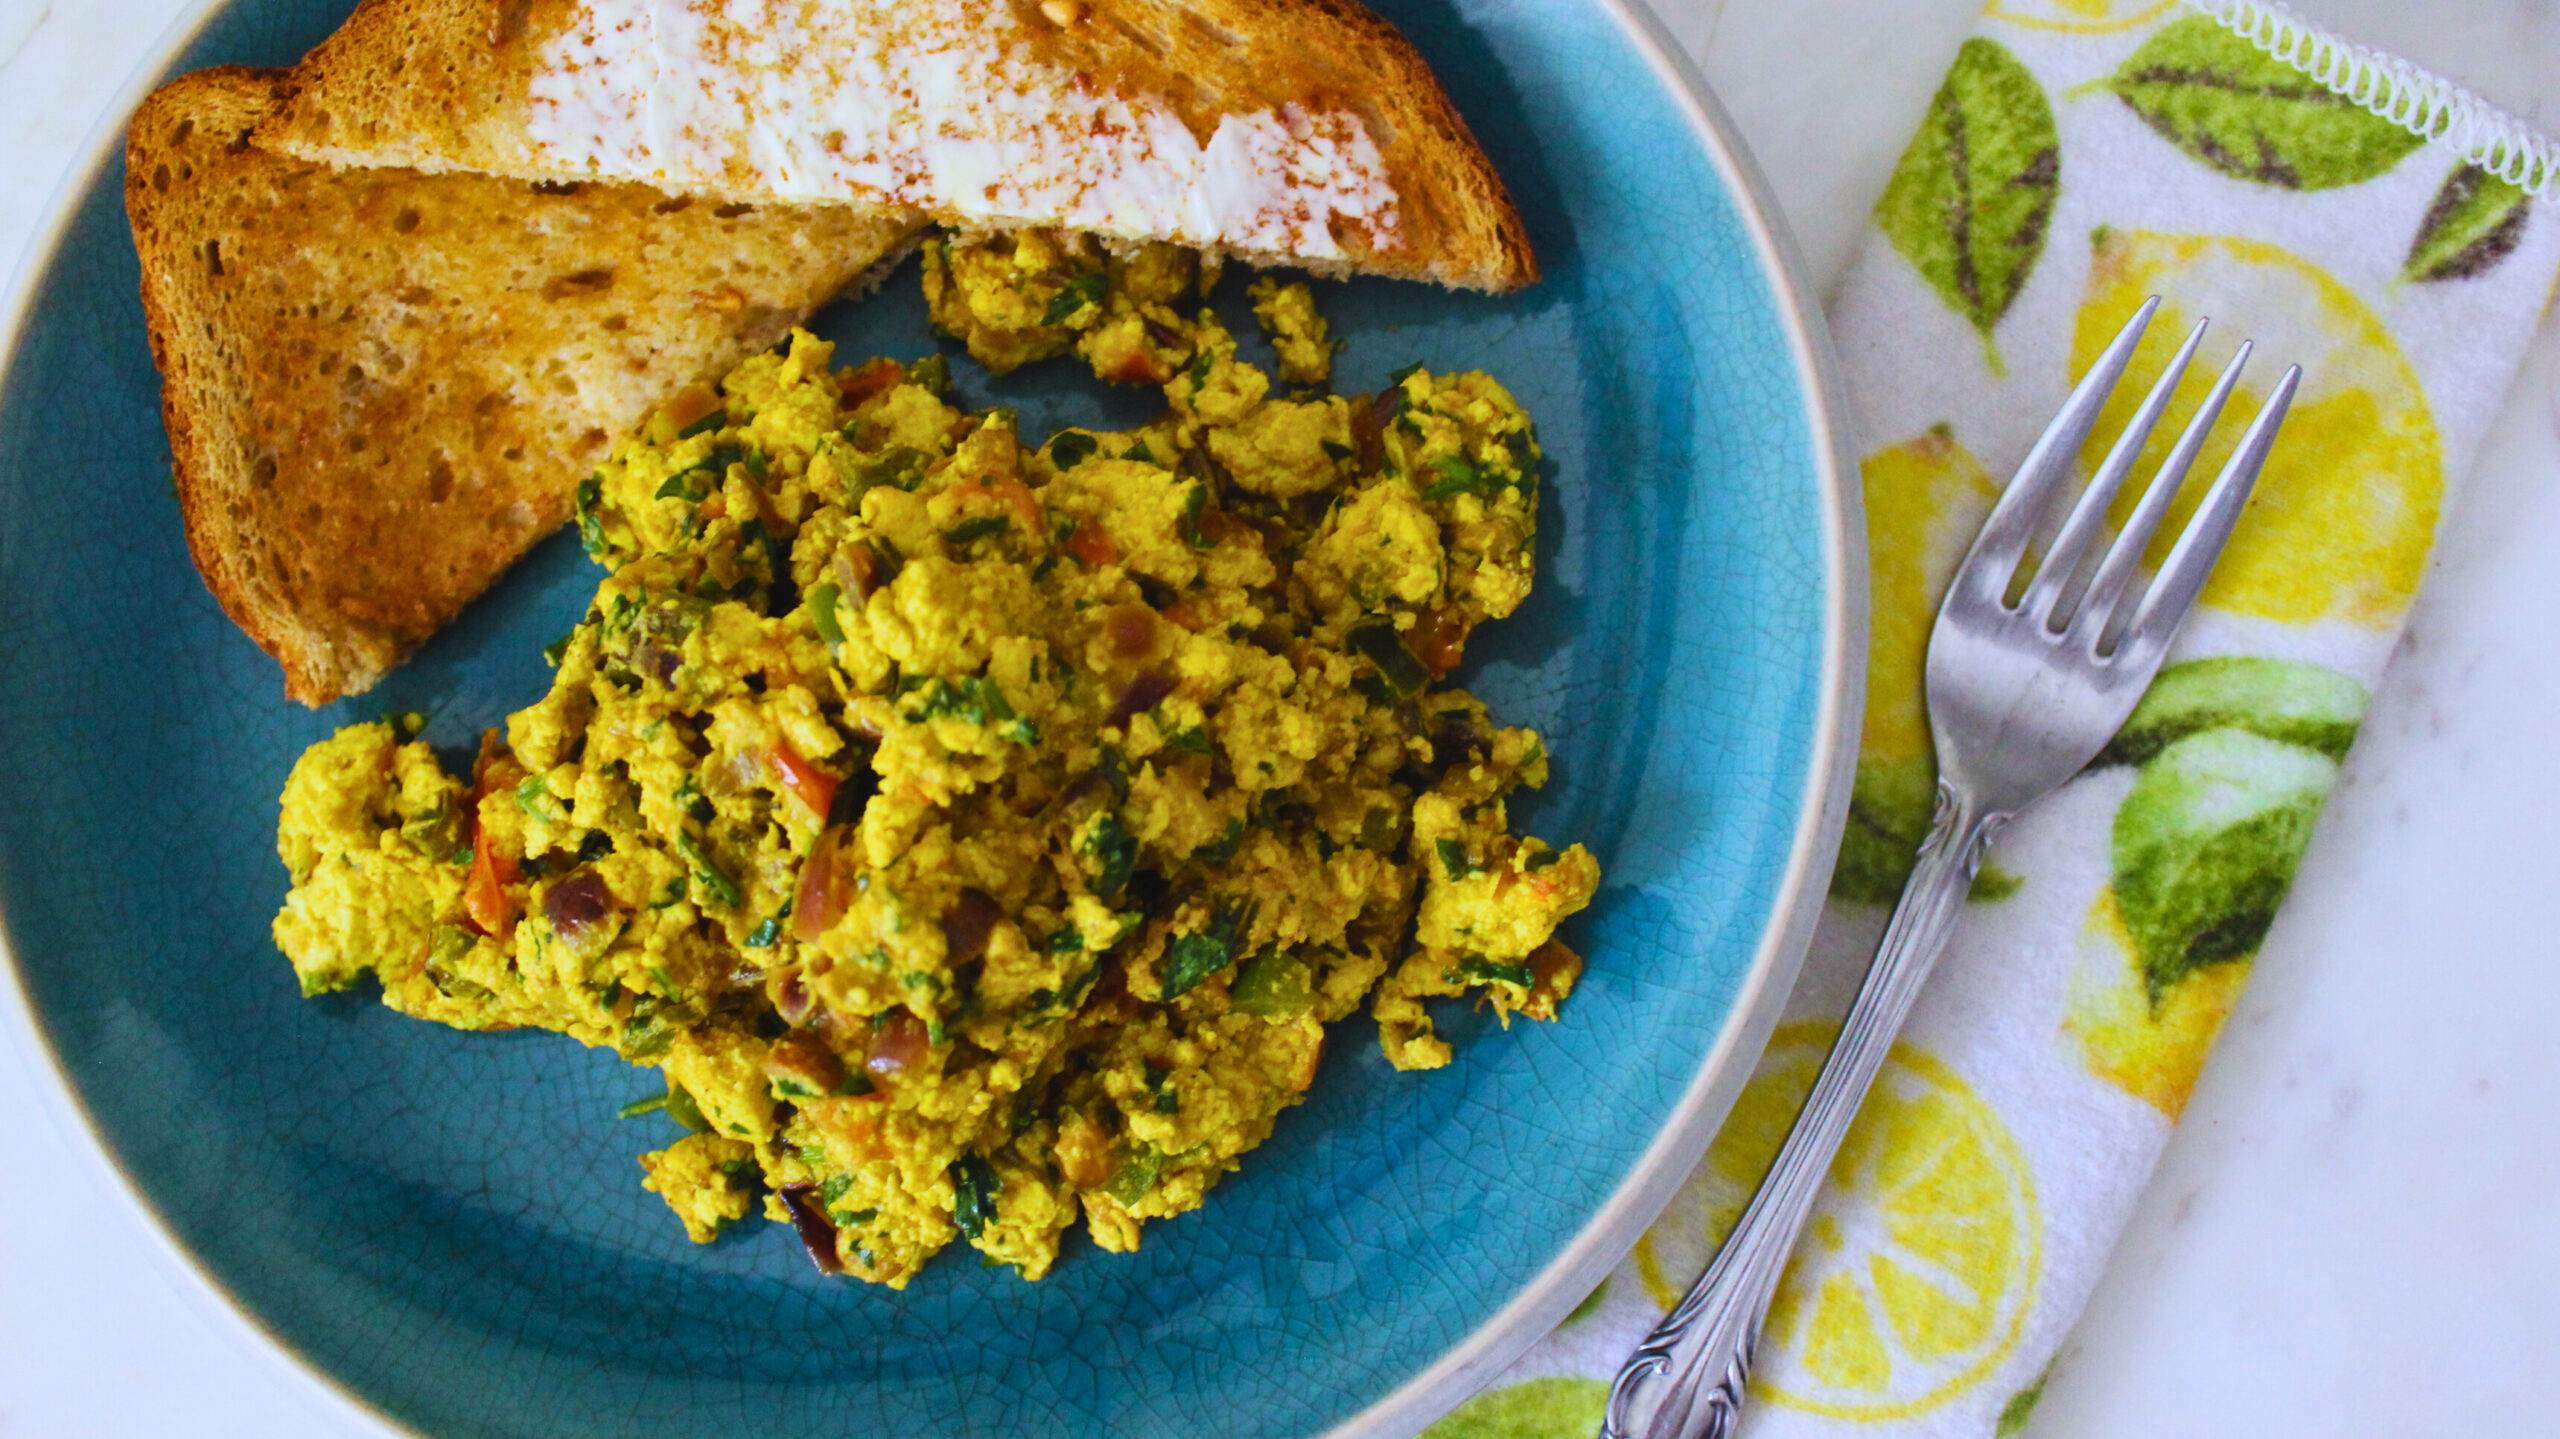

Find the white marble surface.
xmin=1 ymin=0 xmax=2554 ymax=1434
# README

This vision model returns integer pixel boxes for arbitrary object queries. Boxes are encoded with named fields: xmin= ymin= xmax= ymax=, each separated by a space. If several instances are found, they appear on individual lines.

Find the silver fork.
xmin=1599 ymin=298 xmax=2300 ymax=1439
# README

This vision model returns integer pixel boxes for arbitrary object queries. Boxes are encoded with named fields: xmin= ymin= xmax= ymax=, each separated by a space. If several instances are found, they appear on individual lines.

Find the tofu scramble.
xmin=273 ymin=234 xmax=1598 ymax=1286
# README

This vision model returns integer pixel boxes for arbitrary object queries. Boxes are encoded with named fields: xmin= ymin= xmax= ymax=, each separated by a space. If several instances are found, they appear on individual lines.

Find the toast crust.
xmin=129 ymin=66 xmax=919 ymax=703
xmin=258 ymin=0 xmax=1533 ymax=291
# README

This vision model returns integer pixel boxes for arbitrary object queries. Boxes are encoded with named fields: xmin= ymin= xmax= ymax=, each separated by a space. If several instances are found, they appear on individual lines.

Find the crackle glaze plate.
xmin=0 ymin=0 xmax=1860 ymax=1435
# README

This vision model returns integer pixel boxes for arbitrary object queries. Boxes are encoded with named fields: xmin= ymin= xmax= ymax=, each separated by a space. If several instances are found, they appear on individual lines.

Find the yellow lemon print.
xmin=1987 ymin=0 xmax=2179 ymax=34
xmin=2072 ymin=230 xmax=2443 ymax=629
xmin=2066 ymin=887 xmax=2252 ymax=1119
xmin=1832 ymin=429 xmax=2001 ymax=904
xmin=1636 ymin=1022 xmax=2041 ymax=1421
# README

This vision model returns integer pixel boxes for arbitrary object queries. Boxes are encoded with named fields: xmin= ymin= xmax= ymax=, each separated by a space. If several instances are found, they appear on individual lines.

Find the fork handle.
xmin=1600 ymin=786 xmax=2000 ymax=1439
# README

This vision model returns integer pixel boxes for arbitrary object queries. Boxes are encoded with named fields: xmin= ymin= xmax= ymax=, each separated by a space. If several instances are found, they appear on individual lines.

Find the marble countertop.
xmin=1 ymin=1 xmax=2553 ymax=1434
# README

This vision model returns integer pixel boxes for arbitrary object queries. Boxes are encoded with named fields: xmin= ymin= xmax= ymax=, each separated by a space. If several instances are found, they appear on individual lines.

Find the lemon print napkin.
xmin=1427 ymin=2 xmax=2560 ymax=1436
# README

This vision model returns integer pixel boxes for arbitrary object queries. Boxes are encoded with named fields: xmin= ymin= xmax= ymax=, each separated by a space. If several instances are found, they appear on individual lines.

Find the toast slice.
xmin=128 ymin=66 xmax=921 ymax=704
xmin=255 ymin=0 xmax=1533 ymax=291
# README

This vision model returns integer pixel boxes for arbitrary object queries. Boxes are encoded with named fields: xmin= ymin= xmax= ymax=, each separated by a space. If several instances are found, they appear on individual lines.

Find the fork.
xmin=1598 ymin=298 xmax=2301 ymax=1439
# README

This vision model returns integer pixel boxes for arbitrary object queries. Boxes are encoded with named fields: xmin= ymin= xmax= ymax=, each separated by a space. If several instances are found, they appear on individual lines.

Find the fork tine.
xmin=1946 ymin=296 xmax=2160 ymax=614
xmin=2075 ymin=339 xmax=2254 ymax=642
xmin=2020 ymin=317 xmax=2208 ymax=626
xmin=2113 ymin=364 xmax=2301 ymax=668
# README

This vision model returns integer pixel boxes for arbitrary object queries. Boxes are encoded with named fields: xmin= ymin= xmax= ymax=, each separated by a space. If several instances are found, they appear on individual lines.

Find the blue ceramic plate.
xmin=0 ymin=1 xmax=1857 ymax=1435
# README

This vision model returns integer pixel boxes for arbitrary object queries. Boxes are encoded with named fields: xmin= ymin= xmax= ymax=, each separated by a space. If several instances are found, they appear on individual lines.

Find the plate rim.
xmin=0 ymin=1 xmax=1867 ymax=1435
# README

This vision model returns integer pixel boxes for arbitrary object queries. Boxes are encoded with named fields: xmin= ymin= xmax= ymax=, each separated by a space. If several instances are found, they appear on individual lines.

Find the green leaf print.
xmin=2097 ymin=15 xmax=2424 ymax=189
xmin=2096 ymin=656 xmax=2366 ymax=768
xmin=2112 ymin=728 xmax=2337 ymax=1003
xmin=1420 ymin=1377 xmax=1609 ymax=1439
xmin=2404 ymin=164 xmax=2535 ymax=281
xmin=1996 ymin=1357 xmax=2059 ymax=1436
xmin=1876 ymin=37 xmax=2060 ymax=349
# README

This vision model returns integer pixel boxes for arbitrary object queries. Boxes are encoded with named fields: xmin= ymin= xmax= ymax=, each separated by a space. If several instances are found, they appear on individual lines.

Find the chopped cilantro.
xmin=1347 ymin=622 xmax=1428 ymax=698
xmin=673 ymin=831 xmax=741 ymax=908
xmin=943 ymin=515 xmax=1010 ymax=547
xmin=1041 ymin=269 xmax=1110 ymax=326
xmin=1047 ymin=430 xmax=1100 ymax=469
xmin=1160 ymin=907 xmax=1243 ymax=999
xmin=1078 ymin=812 xmax=1137 ymax=899
xmin=896 ymin=674 xmax=1037 ymax=743
xmin=1436 ymin=838 xmax=1482 ymax=878
xmin=1103 ymin=1145 xmax=1161 ymax=1205
xmin=1230 ymin=949 xmax=1313 ymax=1020
xmin=1180 ymin=484 xmax=1211 ymax=549
xmin=950 ymin=1153 xmax=1002 ymax=1239
xmin=1421 ymin=454 xmax=1503 ymax=502
xmin=1454 ymin=956 xmax=1536 ymax=988
xmin=574 ymin=474 xmax=609 ymax=558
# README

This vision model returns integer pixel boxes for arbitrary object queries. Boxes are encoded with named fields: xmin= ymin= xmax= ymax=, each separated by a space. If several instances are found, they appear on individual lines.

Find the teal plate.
xmin=0 ymin=0 xmax=1859 ymax=1434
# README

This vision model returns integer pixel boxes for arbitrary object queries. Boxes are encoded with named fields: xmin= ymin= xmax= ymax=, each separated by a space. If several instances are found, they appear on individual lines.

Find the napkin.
xmin=1426 ymin=2 xmax=2560 ymax=1435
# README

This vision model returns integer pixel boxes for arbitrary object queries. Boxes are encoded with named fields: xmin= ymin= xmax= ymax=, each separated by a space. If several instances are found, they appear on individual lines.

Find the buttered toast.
xmin=257 ymin=0 xmax=1533 ymax=291
xmin=128 ymin=66 xmax=920 ymax=703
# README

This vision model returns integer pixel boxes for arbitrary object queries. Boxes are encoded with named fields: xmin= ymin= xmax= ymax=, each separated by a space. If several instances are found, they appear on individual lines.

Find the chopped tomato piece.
xmin=770 ymin=743 xmax=836 ymax=820
xmin=837 ymin=356 xmax=904 ymax=406
xmin=947 ymin=478 xmax=1044 ymax=534
xmin=464 ymin=821 xmax=518 ymax=938
xmin=1066 ymin=519 xmax=1119 ymax=567
xmin=661 ymin=381 xmax=723 ymax=434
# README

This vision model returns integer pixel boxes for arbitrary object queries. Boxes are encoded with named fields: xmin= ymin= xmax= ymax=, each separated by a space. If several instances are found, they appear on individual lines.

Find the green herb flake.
xmin=1347 ymin=622 xmax=1429 ymax=699
xmin=1047 ymin=430 xmax=1101 ymax=469
xmin=1436 ymin=838 xmax=1483 ymax=878
xmin=1159 ymin=908 xmax=1243 ymax=999
xmin=1181 ymin=484 xmax=1211 ymax=549
xmin=616 ymin=1093 xmax=669 ymax=1120
xmin=1455 ymin=956 xmax=1536 ymax=988
xmin=1078 ymin=812 xmax=1138 ymax=900
xmin=1041 ymin=269 xmax=1109 ymax=326
xmin=943 ymin=515 xmax=1011 ymax=548
xmin=673 ymin=831 xmax=742 ymax=909
xmin=574 ymin=474 xmax=609 ymax=558
xmin=1103 ymin=1145 xmax=1162 ymax=1205
xmin=513 ymin=775 xmax=552 ymax=817
xmin=949 ymin=1153 xmax=1002 ymax=1239
xmin=1420 ymin=454 xmax=1492 ymax=502
xmin=1230 ymin=949 xmax=1313 ymax=1020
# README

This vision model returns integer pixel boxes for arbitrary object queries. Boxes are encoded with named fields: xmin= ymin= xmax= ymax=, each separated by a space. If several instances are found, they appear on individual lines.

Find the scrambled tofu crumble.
xmin=274 ymin=232 xmax=1598 ymax=1285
